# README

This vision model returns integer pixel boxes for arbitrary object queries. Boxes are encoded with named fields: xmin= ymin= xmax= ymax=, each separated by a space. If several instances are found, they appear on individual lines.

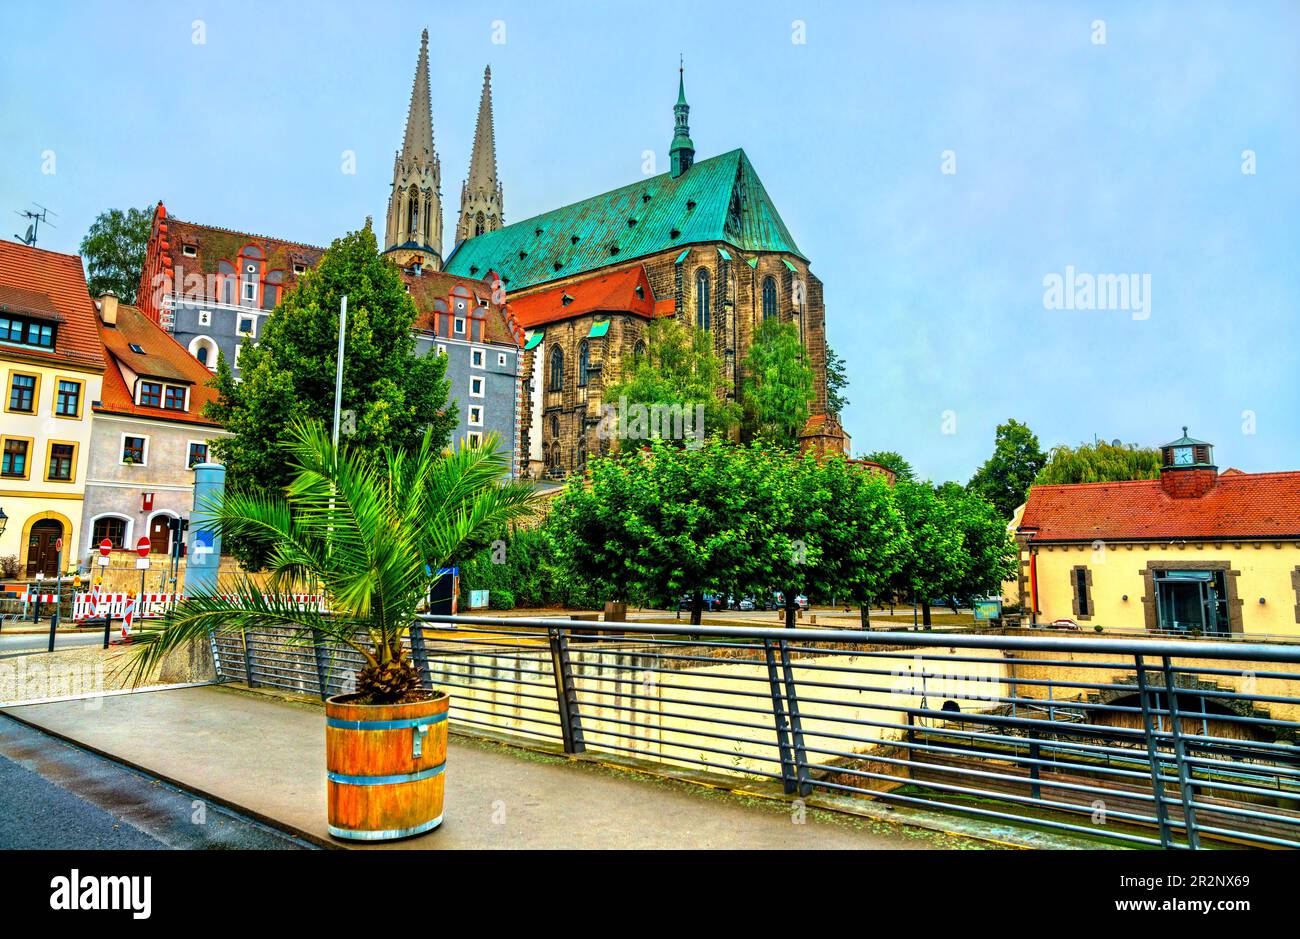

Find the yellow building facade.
xmin=1013 ymin=431 xmax=1300 ymax=639
xmin=0 ymin=242 xmax=106 ymax=578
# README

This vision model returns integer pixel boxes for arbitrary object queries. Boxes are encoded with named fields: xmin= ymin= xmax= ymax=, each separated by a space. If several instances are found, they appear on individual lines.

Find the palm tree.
xmin=128 ymin=419 xmax=536 ymax=703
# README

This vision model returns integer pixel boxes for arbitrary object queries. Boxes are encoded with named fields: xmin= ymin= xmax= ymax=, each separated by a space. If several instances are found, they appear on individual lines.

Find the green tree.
xmin=936 ymin=486 xmax=1019 ymax=605
xmin=79 ymin=206 xmax=152 ymax=302
xmin=602 ymin=317 xmax=739 ymax=445
xmin=129 ymin=420 xmax=536 ymax=702
xmin=1035 ymin=439 xmax=1163 ymax=485
xmin=886 ymin=480 xmax=965 ymax=627
xmin=741 ymin=317 xmax=816 ymax=447
xmin=757 ymin=449 xmax=906 ymax=628
xmin=860 ymin=449 xmax=916 ymax=483
xmin=547 ymin=438 xmax=760 ymax=623
xmin=826 ymin=343 xmax=850 ymax=418
xmin=207 ymin=222 xmax=455 ymax=567
xmin=967 ymin=419 xmax=1047 ymax=519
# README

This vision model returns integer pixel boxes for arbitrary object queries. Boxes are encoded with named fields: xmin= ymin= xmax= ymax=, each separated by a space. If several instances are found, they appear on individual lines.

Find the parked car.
xmin=1047 ymin=618 xmax=1081 ymax=631
xmin=738 ymin=597 xmax=756 ymax=611
xmin=678 ymin=594 xmax=725 ymax=612
xmin=772 ymin=592 xmax=810 ymax=610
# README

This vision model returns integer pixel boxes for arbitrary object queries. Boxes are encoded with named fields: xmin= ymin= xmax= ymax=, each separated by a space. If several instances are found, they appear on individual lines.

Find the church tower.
xmin=669 ymin=60 xmax=695 ymax=178
xmin=456 ymin=65 xmax=505 ymax=245
xmin=384 ymin=29 xmax=443 ymax=271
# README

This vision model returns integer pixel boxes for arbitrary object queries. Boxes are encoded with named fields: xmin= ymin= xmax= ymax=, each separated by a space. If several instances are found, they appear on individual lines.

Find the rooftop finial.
xmin=670 ymin=57 xmax=694 ymax=177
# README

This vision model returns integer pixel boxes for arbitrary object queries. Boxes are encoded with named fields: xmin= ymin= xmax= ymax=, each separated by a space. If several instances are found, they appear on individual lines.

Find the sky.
xmin=2 ymin=1 xmax=1296 ymax=483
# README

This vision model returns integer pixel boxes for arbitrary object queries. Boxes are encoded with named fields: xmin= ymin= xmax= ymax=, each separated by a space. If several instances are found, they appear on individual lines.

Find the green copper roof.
xmin=523 ymin=331 xmax=544 ymax=350
xmin=587 ymin=320 xmax=611 ymax=338
xmin=1163 ymin=426 xmax=1211 ymax=448
xmin=444 ymin=149 xmax=804 ymax=292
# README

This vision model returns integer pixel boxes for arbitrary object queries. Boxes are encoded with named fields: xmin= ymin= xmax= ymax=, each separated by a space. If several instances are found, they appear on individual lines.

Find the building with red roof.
xmin=1012 ymin=429 xmax=1300 ymax=637
xmin=0 ymin=240 xmax=106 ymax=577
xmin=78 ymin=293 xmax=228 ymax=565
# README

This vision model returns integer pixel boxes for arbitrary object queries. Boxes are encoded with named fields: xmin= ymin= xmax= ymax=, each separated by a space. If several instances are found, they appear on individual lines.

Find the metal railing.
xmin=211 ymin=614 xmax=1300 ymax=849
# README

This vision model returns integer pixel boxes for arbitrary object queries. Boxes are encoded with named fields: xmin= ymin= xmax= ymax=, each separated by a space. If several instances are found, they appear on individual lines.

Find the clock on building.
xmin=1160 ymin=427 xmax=1214 ymax=470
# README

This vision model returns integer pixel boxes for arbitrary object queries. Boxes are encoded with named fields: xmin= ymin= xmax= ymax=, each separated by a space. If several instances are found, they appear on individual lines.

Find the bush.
xmin=0 ymin=555 xmax=19 ymax=580
xmin=489 ymin=589 xmax=515 ymax=610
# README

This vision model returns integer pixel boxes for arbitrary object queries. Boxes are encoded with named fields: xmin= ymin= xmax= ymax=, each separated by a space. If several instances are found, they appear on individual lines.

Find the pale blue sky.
xmin=3 ymin=1 xmax=1296 ymax=481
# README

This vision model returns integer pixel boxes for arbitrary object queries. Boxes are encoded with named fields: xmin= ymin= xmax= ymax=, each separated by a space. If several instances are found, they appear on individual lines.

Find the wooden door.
xmin=25 ymin=521 xmax=62 ymax=577
xmin=149 ymin=516 xmax=171 ymax=554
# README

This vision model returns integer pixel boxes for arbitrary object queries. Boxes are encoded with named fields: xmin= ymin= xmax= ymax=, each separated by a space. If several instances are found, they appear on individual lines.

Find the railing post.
xmin=102 ymin=615 xmax=112 ymax=650
xmin=778 ymin=639 xmax=812 ymax=797
xmin=311 ymin=627 xmax=331 ymax=701
xmin=1028 ymin=729 xmax=1042 ymax=802
xmin=1161 ymin=655 xmax=1201 ymax=850
xmin=547 ymin=625 xmax=585 ymax=754
xmin=763 ymin=639 xmax=798 ymax=794
xmin=1134 ymin=654 xmax=1174 ymax=848
xmin=241 ymin=631 xmax=256 ymax=688
xmin=408 ymin=621 xmax=433 ymax=692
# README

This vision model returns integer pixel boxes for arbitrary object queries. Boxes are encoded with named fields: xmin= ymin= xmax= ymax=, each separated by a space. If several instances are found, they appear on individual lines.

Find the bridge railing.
xmin=212 ymin=614 xmax=1300 ymax=849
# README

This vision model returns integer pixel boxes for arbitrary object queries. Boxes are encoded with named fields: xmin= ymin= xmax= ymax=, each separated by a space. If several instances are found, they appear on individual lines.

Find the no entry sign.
xmin=136 ymin=536 xmax=152 ymax=558
xmin=99 ymin=538 xmax=113 ymax=558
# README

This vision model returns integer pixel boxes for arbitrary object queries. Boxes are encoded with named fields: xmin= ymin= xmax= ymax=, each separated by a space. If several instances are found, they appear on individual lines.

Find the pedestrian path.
xmin=1 ymin=685 xmax=963 ymax=850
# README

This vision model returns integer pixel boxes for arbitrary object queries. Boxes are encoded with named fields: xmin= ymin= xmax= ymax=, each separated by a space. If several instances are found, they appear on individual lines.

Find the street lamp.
xmin=0 ymin=506 xmax=8 ymax=536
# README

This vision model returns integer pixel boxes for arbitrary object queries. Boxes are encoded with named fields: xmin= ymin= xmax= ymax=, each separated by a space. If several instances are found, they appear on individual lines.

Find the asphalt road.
xmin=0 ymin=715 xmax=313 ymax=850
xmin=0 ymin=630 xmax=108 ymax=657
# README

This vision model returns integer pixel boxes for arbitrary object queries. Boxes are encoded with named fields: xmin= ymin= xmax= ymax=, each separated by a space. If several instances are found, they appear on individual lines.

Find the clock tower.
xmin=1159 ymin=427 xmax=1218 ymax=498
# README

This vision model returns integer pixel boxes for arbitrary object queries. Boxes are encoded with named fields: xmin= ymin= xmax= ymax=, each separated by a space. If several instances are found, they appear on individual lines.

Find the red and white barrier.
xmin=70 ymin=591 xmax=329 ymax=620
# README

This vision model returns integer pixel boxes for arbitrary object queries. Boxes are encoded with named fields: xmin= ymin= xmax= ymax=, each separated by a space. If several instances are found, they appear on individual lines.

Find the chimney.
xmin=98 ymin=291 xmax=119 ymax=326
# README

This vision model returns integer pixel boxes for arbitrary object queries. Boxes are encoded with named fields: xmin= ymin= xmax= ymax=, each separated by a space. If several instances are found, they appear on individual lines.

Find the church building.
xmin=442 ymin=66 xmax=836 ymax=478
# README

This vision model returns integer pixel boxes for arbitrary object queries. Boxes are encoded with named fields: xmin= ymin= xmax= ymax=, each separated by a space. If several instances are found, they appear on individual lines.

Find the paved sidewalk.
xmin=1 ymin=685 xmax=965 ymax=850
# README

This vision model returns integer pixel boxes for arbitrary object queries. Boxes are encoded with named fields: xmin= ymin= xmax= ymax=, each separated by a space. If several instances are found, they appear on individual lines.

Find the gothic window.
xmin=550 ymin=414 xmax=560 ymax=440
xmin=633 ymin=340 xmax=647 ymax=364
xmin=408 ymin=189 xmax=419 ymax=239
xmin=549 ymin=347 xmax=564 ymax=391
xmin=475 ymin=212 xmax=486 ymax=237
xmin=578 ymin=340 xmax=590 ymax=387
xmin=762 ymin=277 xmax=778 ymax=320
xmin=695 ymin=269 xmax=711 ymax=331
xmin=423 ymin=196 xmax=431 ymax=243
xmin=577 ymin=440 xmax=587 ymax=471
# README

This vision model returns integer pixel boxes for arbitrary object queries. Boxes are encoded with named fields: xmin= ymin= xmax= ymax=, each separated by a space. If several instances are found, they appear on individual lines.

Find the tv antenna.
xmin=14 ymin=204 xmax=57 ymax=247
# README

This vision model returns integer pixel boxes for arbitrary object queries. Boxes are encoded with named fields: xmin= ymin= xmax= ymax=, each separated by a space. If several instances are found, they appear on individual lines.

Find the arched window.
xmin=577 ymin=441 xmax=587 ymax=471
xmin=762 ymin=277 xmax=778 ymax=320
xmin=695 ymin=269 xmax=711 ymax=331
xmin=92 ymin=516 xmax=127 ymax=550
xmin=577 ymin=340 xmax=590 ymax=387
xmin=633 ymin=339 xmax=647 ymax=364
xmin=408 ymin=188 xmax=420 ymax=238
xmin=196 ymin=346 xmax=209 ymax=366
xmin=475 ymin=212 xmax=486 ymax=237
xmin=550 ymin=414 xmax=560 ymax=440
xmin=549 ymin=347 xmax=564 ymax=391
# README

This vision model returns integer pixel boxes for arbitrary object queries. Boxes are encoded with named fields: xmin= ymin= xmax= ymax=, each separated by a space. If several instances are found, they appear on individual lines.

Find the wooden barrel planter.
xmin=325 ymin=692 xmax=449 ymax=842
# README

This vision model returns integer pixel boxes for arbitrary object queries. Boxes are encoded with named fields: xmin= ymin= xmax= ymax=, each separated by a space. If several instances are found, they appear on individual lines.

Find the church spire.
xmin=670 ymin=56 xmax=694 ymax=178
xmin=384 ymin=29 xmax=443 ymax=270
xmin=456 ymin=65 xmax=505 ymax=246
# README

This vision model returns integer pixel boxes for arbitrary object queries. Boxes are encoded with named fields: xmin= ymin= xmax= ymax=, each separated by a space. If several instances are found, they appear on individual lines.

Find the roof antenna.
xmin=13 ymin=203 xmax=57 ymax=247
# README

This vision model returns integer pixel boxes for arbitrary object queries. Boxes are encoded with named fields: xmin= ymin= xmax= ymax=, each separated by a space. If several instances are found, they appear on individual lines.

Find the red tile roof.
xmin=0 ymin=240 xmax=105 ymax=370
xmin=507 ymin=266 xmax=661 ymax=328
xmin=1019 ymin=471 xmax=1300 ymax=542
xmin=403 ymin=269 xmax=522 ymax=347
xmin=95 ymin=301 xmax=220 ymax=426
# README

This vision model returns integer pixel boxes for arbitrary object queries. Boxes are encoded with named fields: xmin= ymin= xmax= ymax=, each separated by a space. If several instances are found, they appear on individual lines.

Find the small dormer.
xmin=1159 ymin=427 xmax=1217 ymax=498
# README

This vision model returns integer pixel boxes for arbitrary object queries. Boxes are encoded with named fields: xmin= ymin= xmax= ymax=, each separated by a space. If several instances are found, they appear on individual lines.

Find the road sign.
xmin=136 ymin=536 xmax=151 ymax=558
xmin=135 ymin=557 xmax=151 ymax=570
xmin=99 ymin=538 xmax=113 ymax=557
xmin=55 ymin=537 xmax=63 ymax=553
xmin=973 ymin=599 xmax=1002 ymax=621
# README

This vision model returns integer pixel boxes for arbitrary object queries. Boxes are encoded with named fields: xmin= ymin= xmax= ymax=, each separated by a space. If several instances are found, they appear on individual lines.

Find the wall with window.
xmin=0 ymin=356 xmax=102 ymax=572
xmin=78 ymin=413 xmax=225 ymax=567
xmin=1024 ymin=541 xmax=1300 ymax=637
xmin=411 ymin=332 xmax=521 ymax=475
